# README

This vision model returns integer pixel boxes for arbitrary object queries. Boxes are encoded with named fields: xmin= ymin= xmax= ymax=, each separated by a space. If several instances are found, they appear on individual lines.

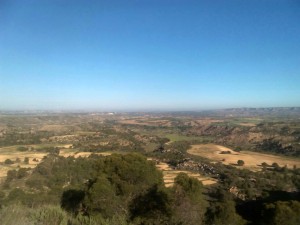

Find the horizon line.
xmin=0 ymin=106 xmax=299 ymax=114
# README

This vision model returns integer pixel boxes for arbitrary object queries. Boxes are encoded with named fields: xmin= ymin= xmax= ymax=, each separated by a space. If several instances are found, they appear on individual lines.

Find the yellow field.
xmin=188 ymin=144 xmax=300 ymax=171
xmin=154 ymin=161 xmax=217 ymax=187
xmin=59 ymin=149 xmax=112 ymax=158
xmin=0 ymin=146 xmax=47 ymax=180
xmin=0 ymin=146 xmax=114 ymax=182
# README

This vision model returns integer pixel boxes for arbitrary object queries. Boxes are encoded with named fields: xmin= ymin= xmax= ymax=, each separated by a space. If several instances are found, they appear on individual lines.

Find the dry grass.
xmin=0 ymin=146 xmax=114 ymax=180
xmin=59 ymin=149 xmax=112 ymax=158
xmin=188 ymin=144 xmax=300 ymax=171
xmin=0 ymin=146 xmax=47 ymax=178
xmin=154 ymin=161 xmax=217 ymax=187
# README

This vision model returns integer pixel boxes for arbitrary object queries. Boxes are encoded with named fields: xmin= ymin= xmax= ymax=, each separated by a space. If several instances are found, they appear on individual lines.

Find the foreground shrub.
xmin=0 ymin=204 xmax=32 ymax=225
xmin=31 ymin=205 xmax=68 ymax=225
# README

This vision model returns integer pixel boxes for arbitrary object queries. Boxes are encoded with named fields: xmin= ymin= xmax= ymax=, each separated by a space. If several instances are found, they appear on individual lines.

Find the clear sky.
xmin=0 ymin=0 xmax=299 ymax=111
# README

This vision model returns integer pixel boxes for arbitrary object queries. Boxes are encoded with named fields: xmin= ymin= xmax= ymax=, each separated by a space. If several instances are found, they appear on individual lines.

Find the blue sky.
xmin=0 ymin=0 xmax=299 ymax=111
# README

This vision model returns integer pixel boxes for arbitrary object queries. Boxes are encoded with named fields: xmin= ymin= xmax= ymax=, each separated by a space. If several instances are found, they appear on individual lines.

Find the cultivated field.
xmin=155 ymin=161 xmax=217 ymax=187
xmin=188 ymin=144 xmax=300 ymax=171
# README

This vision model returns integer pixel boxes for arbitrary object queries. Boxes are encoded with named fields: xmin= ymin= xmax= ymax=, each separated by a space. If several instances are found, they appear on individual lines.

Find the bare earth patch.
xmin=188 ymin=144 xmax=300 ymax=171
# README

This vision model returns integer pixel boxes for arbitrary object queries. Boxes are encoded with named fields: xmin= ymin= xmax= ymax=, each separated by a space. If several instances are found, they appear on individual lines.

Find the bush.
xmin=6 ymin=170 xmax=17 ymax=182
xmin=17 ymin=146 xmax=28 ymax=152
xmin=17 ymin=168 xmax=28 ymax=179
xmin=206 ymin=200 xmax=246 ymax=225
xmin=235 ymin=146 xmax=242 ymax=152
xmin=272 ymin=162 xmax=280 ymax=168
xmin=15 ymin=157 xmax=21 ymax=163
xmin=4 ymin=159 xmax=14 ymax=164
xmin=261 ymin=201 xmax=300 ymax=225
xmin=237 ymin=160 xmax=245 ymax=166
xmin=171 ymin=173 xmax=207 ymax=225
xmin=61 ymin=189 xmax=85 ymax=214
xmin=0 ymin=204 xmax=32 ymax=225
xmin=129 ymin=185 xmax=172 ymax=224
xmin=220 ymin=151 xmax=231 ymax=154
xmin=24 ymin=157 xmax=30 ymax=164
xmin=31 ymin=205 xmax=68 ymax=225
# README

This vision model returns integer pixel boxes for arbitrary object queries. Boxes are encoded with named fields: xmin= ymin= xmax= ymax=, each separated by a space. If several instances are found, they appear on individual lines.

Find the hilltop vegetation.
xmin=0 ymin=108 xmax=300 ymax=224
xmin=1 ymin=153 xmax=246 ymax=225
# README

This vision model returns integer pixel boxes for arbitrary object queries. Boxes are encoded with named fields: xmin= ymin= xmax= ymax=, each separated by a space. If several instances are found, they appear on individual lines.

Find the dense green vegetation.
xmin=2 ymin=151 xmax=300 ymax=224
xmin=0 ymin=154 xmax=217 ymax=224
xmin=0 ymin=110 xmax=300 ymax=224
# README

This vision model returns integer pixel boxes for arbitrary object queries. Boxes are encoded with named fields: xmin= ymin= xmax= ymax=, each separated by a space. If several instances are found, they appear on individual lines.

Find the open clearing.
xmin=0 ymin=144 xmax=75 ymax=180
xmin=188 ymin=144 xmax=300 ymax=171
xmin=154 ymin=161 xmax=217 ymax=187
xmin=59 ymin=149 xmax=113 ymax=158
xmin=0 ymin=146 xmax=47 ymax=180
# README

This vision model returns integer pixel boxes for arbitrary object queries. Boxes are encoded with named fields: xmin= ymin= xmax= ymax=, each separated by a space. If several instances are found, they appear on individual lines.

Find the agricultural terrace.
xmin=154 ymin=161 xmax=217 ymax=187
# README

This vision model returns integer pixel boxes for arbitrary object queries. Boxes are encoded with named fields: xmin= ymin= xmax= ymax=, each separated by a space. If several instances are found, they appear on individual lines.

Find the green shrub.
xmin=237 ymin=160 xmax=245 ymax=166
xmin=17 ymin=146 xmax=28 ymax=151
xmin=31 ymin=205 xmax=68 ymax=225
xmin=4 ymin=159 xmax=14 ymax=164
xmin=0 ymin=204 xmax=32 ymax=225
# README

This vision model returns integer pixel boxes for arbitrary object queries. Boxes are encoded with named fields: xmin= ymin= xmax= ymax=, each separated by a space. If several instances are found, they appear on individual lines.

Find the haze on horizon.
xmin=0 ymin=0 xmax=299 ymax=111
